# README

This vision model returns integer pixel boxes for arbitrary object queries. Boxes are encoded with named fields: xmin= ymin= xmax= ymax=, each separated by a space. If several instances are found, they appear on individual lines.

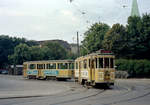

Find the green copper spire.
xmin=131 ymin=0 xmax=140 ymax=16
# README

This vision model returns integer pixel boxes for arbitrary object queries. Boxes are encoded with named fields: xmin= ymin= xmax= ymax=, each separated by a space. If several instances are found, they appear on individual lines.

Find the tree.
xmin=81 ymin=22 xmax=110 ymax=54
xmin=29 ymin=46 xmax=44 ymax=61
xmin=126 ymin=14 xmax=150 ymax=59
xmin=0 ymin=35 xmax=36 ymax=68
xmin=0 ymin=35 xmax=14 ymax=68
xmin=42 ymin=42 xmax=68 ymax=60
xmin=139 ymin=13 xmax=150 ymax=59
xmin=103 ymin=23 xmax=127 ymax=58
xmin=26 ymin=40 xmax=39 ymax=47
xmin=126 ymin=16 xmax=142 ymax=58
xmin=9 ymin=43 xmax=31 ymax=65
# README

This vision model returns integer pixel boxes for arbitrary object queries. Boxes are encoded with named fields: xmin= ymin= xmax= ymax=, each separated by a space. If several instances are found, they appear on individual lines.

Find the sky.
xmin=0 ymin=0 xmax=150 ymax=43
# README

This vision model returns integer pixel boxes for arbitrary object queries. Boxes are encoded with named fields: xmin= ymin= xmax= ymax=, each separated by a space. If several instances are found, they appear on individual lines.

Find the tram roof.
xmin=23 ymin=60 xmax=74 ymax=64
xmin=75 ymin=51 xmax=114 ymax=60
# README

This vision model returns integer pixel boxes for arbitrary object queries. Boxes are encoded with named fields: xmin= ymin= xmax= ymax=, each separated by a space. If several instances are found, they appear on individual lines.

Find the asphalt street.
xmin=0 ymin=75 xmax=150 ymax=105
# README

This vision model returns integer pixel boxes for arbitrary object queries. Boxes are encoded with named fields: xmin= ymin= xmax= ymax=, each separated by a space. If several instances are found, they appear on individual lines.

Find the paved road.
xmin=0 ymin=75 xmax=150 ymax=105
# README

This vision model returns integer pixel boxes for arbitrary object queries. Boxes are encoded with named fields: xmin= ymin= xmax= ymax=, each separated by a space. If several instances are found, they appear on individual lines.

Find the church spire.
xmin=131 ymin=0 xmax=140 ymax=16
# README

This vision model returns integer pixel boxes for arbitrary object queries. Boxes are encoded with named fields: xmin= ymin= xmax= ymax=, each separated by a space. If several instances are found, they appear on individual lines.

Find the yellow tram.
xmin=23 ymin=60 xmax=74 ymax=80
xmin=75 ymin=50 xmax=115 ymax=86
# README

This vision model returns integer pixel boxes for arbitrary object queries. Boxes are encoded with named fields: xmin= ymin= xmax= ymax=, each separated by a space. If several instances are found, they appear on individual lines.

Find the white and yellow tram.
xmin=75 ymin=50 xmax=115 ymax=86
xmin=23 ymin=60 xmax=74 ymax=80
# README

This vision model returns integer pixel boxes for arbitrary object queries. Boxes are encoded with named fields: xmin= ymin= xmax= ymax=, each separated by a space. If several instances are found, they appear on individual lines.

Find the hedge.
xmin=115 ymin=59 xmax=150 ymax=78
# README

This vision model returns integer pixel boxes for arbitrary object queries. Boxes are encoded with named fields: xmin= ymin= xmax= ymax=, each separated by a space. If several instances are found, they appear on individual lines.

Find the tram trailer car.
xmin=23 ymin=60 xmax=74 ymax=80
xmin=75 ymin=50 xmax=115 ymax=86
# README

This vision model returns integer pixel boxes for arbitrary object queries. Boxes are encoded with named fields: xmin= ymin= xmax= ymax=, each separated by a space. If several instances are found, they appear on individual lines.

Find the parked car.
xmin=1 ymin=70 xmax=8 ymax=74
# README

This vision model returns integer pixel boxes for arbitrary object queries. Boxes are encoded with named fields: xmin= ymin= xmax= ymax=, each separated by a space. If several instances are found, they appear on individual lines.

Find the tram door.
xmin=90 ymin=59 xmax=95 ymax=81
xmin=23 ymin=64 xmax=27 ymax=77
xmin=38 ymin=69 xmax=42 ymax=77
xmin=37 ymin=64 xmax=44 ymax=78
xmin=78 ymin=61 xmax=81 ymax=83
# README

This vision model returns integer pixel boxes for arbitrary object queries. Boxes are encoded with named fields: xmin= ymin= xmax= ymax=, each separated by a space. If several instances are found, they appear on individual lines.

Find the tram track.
xmin=0 ymin=86 xmax=87 ymax=100
xmin=1 ymin=77 xmax=150 ymax=105
xmin=103 ymin=91 xmax=150 ymax=105
xmin=99 ymin=81 xmax=150 ymax=105
xmin=49 ymin=89 xmax=106 ymax=105
xmin=0 ymin=86 xmax=106 ymax=105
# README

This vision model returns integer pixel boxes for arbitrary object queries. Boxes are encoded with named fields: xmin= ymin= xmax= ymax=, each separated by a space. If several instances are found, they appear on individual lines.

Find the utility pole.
xmin=77 ymin=31 xmax=80 ymax=57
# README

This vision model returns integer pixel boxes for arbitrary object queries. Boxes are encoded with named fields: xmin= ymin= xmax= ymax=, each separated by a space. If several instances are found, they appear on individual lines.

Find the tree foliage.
xmin=42 ymin=42 xmax=69 ymax=60
xmin=81 ymin=22 xmax=110 ymax=55
xmin=29 ymin=46 xmax=44 ymax=61
xmin=125 ymin=14 xmax=150 ymax=59
xmin=8 ymin=42 xmax=70 ymax=65
xmin=116 ymin=59 xmax=150 ymax=78
xmin=9 ymin=44 xmax=31 ymax=64
xmin=0 ymin=35 xmax=39 ymax=68
xmin=103 ymin=24 xmax=127 ymax=58
xmin=82 ymin=14 xmax=150 ymax=59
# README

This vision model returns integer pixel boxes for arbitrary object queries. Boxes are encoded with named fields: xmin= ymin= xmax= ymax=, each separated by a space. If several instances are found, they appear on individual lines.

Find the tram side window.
xmin=29 ymin=64 xmax=36 ymax=69
xmin=79 ymin=61 xmax=81 ymax=69
xmin=46 ymin=63 xmax=56 ymax=69
xmin=95 ymin=58 xmax=97 ymax=68
xmin=98 ymin=58 xmax=103 ymax=68
xmin=23 ymin=64 xmax=27 ymax=69
xmin=89 ymin=59 xmax=91 ymax=68
xmin=69 ymin=63 xmax=74 ymax=69
xmin=37 ymin=64 xmax=45 ymax=69
xmin=58 ymin=63 xmax=68 ymax=69
xmin=83 ymin=60 xmax=87 ymax=69
xmin=76 ymin=62 xmax=78 ymax=69
xmin=110 ymin=58 xmax=114 ymax=68
xmin=104 ymin=58 xmax=109 ymax=68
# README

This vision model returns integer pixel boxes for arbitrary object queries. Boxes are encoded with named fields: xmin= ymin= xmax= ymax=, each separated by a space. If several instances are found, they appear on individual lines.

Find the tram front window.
xmin=75 ymin=62 xmax=78 ymax=69
xmin=98 ymin=58 xmax=103 ymax=68
xmin=110 ymin=58 xmax=114 ymax=68
xmin=83 ymin=60 xmax=87 ymax=69
xmin=104 ymin=58 xmax=109 ymax=68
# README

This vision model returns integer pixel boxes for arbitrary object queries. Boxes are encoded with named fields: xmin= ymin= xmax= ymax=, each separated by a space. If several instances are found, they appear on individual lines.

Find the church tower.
xmin=131 ymin=0 xmax=140 ymax=16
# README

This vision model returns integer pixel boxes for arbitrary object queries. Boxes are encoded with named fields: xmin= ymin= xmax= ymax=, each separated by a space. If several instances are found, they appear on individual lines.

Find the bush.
xmin=115 ymin=71 xmax=129 ymax=78
xmin=116 ymin=59 xmax=150 ymax=78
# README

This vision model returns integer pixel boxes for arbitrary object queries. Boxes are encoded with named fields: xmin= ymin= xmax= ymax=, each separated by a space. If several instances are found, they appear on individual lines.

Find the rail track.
xmin=49 ymin=89 xmax=106 ymax=105
xmin=0 ymin=77 xmax=150 ymax=105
